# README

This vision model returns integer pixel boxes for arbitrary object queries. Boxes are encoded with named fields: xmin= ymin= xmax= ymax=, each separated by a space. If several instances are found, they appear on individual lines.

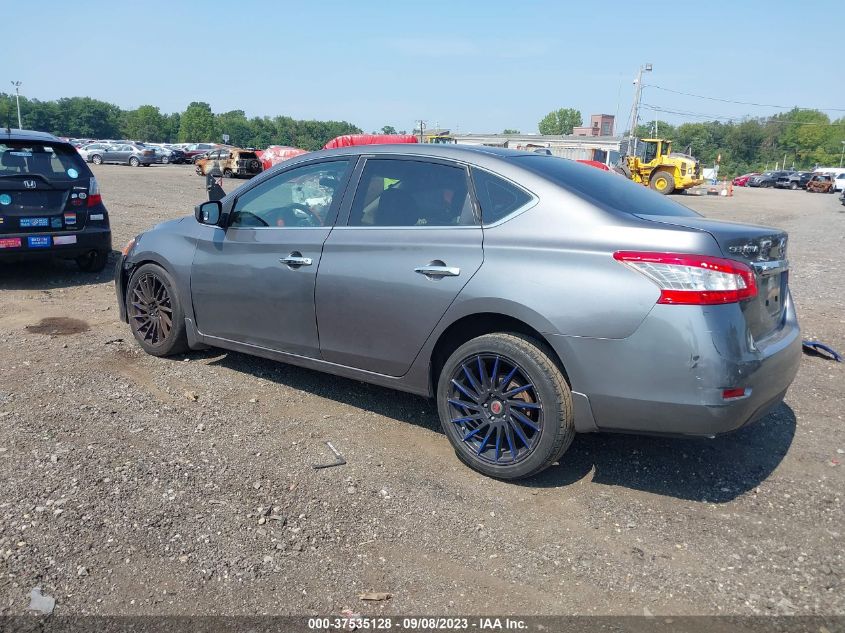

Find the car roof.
xmin=307 ymin=143 xmax=530 ymax=161
xmin=0 ymin=128 xmax=64 ymax=144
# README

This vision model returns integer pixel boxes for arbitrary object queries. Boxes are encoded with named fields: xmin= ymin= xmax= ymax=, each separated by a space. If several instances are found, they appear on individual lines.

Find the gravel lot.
xmin=0 ymin=164 xmax=842 ymax=617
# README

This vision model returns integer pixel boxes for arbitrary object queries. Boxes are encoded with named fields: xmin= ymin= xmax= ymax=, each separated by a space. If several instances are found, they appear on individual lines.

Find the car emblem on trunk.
xmin=23 ymin=180 xmax=37 ymax=189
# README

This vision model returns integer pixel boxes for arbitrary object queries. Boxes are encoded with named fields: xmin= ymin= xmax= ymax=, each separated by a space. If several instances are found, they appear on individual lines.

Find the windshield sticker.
xmin=67 ymin=168 xmax=79 ymax=179
xmin=9 ymin=151 xmax=32 ymax=157
xmin=0 ymin=194 xmax=10 ymax=206
xmin=0 ymin=237 xmax=22 ymax=248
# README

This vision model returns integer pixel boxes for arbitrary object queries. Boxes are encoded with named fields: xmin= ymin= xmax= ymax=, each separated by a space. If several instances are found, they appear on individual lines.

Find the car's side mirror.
xmin=195 ymin=200 xmax=222 ymax=226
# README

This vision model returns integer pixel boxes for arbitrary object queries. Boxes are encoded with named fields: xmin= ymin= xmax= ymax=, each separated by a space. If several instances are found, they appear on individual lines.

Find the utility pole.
xmin=10 ymin=81 xmax=22 ymax=129
xmin=840 ymin=141 xmax=845 ymax=168
xmin=416 ymin=120 xmax=426 ymax=143
xmin=626 ymin=63 xmax=652 ymax=156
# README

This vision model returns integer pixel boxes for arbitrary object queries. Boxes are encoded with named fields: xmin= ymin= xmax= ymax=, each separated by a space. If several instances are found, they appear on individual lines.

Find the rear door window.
xmin=0 ymin=141 xmax=89 ymax=181
xmin=471 ymin=168 xmax=533 ymax=224
xmin=347 ymin=158 xmax=476 ymax=227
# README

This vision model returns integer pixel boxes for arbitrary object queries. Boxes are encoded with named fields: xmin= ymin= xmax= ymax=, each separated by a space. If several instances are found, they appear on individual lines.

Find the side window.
xmin=348 ymin=159 xmax=475 ymax=227
xmin=471 ymin=168 xmax=532 ymax=224
xmin=230 ymin=160 xmax=349 ymax=229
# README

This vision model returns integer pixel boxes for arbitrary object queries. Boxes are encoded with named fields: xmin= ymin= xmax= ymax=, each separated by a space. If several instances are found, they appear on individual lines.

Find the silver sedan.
xmin=115 ymin=144 xmax=801 ymax=479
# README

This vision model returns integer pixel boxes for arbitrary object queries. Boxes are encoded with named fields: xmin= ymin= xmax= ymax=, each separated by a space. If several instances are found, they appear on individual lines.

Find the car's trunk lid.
xmin=636 ymin=214 xmax=789 ymax=341
xmin=0 ymin=175 xmax=90 ymax=234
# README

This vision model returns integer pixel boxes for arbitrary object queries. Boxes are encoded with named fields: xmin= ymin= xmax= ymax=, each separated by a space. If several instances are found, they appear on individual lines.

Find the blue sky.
xmin=4 ymin=0 xmax=843 ymax=134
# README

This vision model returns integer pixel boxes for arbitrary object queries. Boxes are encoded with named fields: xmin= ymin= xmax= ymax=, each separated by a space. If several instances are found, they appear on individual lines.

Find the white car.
xmin=833 ymin=173 xmax=845 ymax=192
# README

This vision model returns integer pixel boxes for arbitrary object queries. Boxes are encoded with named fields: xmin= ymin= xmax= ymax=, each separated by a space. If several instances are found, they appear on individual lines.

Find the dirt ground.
xmin=0 ymin=164 xmax=842 ymax=617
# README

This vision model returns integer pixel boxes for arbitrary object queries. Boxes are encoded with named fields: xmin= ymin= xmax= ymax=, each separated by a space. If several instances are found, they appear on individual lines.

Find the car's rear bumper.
xmin=548 ymin=293 xmax=801 ymax=436
xmin=0 ymin=227 xmax=112 ymax=261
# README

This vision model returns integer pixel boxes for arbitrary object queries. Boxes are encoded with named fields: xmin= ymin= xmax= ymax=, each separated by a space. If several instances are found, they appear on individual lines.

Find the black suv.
xmin=774 ymin=171 xmax=812 ymax=190
xmin=0 ymin=129 xmax=111 ymax=271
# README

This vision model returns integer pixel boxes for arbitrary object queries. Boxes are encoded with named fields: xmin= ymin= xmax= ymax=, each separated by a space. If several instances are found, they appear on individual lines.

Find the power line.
xmin=643 ymin=84 xmax=845 ymax=113
xmin=641 ymin=103 xmax=845 ymax=126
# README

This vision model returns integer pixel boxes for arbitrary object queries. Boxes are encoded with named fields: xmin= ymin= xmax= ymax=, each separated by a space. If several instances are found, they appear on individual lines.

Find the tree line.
xmin=0 ymin=95 xmax=361 ymax=151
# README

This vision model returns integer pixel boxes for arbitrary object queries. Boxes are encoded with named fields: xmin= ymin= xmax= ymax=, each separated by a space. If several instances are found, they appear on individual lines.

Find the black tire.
xmin=436 ymin=333 xmax=575 ymax=480
xmin=195 ymin=165 xmax=204 ymax=176
xmin=126 ymin=263 xmax=189 ymax=357
xmin=161 ymin=156 xmax=169 ymax=164
xmin=76 ymin=249 xmax=109 ymax=273
xmin=649 ymin=170 xmax=675 ymax=194
xmin=91 ymin=154 xmax=103 ymax=165
xmin=223 ymin=168 xmax=233 ymax=178
xmin=129 ymin=156 xmax=140 ymax=167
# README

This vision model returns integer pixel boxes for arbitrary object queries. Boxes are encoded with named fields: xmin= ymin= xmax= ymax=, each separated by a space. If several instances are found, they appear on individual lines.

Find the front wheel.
xmin=649 ymin=170 xmax=675 ymax=194
xmin=437 ymin=333 xmax=575 ymax=480
xmin=790 ymin=182 xmax=798 ymax=190
xmin=126 ymin=263 xmax=189 ymax=357
xmin=91 ymin=154 xmax=103 ymax=165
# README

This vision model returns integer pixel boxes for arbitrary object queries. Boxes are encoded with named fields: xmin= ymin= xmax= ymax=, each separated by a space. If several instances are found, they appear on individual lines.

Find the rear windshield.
xmin=0 ymin=141 xmax=89 ymax=181
xmin=514 ymin=155 xmax=700 ymax=217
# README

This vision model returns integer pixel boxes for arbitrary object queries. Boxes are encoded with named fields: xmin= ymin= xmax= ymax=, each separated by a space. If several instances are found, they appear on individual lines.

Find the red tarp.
xmin=257 ymin=145 xmax=309 ymax=171
xmin=323 ymin=134 xmax=418 ymax=149
xmin=576 ymin=159 xmax=610 ymax=171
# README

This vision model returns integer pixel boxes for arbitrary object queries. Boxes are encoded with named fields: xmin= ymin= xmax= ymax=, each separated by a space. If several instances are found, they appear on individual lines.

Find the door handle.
xmin=280 ymin=253 xmax=312 ymax=267
xmin=414 ymin=264 xmax=460 ymax=278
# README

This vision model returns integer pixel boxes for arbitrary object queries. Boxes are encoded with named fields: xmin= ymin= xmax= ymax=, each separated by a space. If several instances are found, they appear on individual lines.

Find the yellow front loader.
xmin=618 ymin=138 xmax=703 ymax=194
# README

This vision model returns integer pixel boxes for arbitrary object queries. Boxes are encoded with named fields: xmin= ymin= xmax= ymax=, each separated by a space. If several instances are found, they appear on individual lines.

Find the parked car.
xmin=195 ymin=148 xmax=263 ymax=178
xmin=88 ymin=143 xmax=156 ymax=167
xmin=0 ymin=129 xmax=111 ymax=272
xmin=806 ymin=173 xmax=835 ymax=193
xmin=833 ymin=173 xmax=845 ymax=192
xmin=78 ymin=142 xmax=114 ymax=162
xmin=731 ymin=172 xmax=759 ymax=187
xmin=748 ymin=170 xmax=794 ymax=188
xmin=183 ymin=143 xmax=219 ymax=163
xmin=114 ymin=145 xmax=801 ymax=479
xmin=774 ymin=171 xmax=812 ymax=190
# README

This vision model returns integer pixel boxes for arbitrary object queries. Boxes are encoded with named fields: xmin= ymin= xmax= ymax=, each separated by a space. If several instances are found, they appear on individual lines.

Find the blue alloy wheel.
xmin=448 ymin=353 xmax=543 ymax=464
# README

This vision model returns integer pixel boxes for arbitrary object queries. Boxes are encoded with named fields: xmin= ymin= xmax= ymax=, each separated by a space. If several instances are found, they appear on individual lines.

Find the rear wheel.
xmin=126 ymin=263 xmax=189 ymax=357
xmin=223 ymin=168 xmax=233 ymax=178
xmin=649 ymin=170 xmax=675 ymax=194
xmin=129 ymin=156 xmax=140 ymax=167
xmin=76 ymin=249 xmax=109 ymax=273
xmin=91 ymin=154 xmax=103 ymax=165
xmin=436 ymin=333 xmax=575 ymax=480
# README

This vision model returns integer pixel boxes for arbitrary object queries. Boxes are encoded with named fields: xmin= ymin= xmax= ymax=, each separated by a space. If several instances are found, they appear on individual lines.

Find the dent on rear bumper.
xmin=547 ymin=293 xmax=801 ymax=436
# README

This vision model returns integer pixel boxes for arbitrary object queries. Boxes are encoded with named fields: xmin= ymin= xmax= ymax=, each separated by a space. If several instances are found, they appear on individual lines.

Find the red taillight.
xmin=613 ymin=251 xmax=757 ymax=305
xmin=87 ymin=176 xmax=102 ymax=207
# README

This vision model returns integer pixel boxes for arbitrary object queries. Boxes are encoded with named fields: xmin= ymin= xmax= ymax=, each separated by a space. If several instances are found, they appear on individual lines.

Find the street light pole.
xmin=840 ymin=140 xmax=845 ymax=168
xmin=627 ymin=63 xmax=652 ymax=156
xmin=10 ymin=81 xmax=22 ymax=129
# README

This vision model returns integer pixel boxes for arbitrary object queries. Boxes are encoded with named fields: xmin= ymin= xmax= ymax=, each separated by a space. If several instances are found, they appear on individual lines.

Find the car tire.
xmin=129 ymin=157 xmax=140 ymax=167
xmin=126 ymin=263 xmax=189 ymax=357
xmin=649 ymin=170 xmax=675 ymax=194
xmin=436 ymin=333 xmax=575 ymax=480
xmin=790 ymin=182 xmax=798 ymax=190
xmin=91 ymin=154 xmax=103 ymax=165
xmin=195 ymin=165 xmax=204 ymax=176
xmin=161 ymin=156 xmax=169 ymax=164
xmin=76 ymin=249 xmax=109 ymax=273
xmin=223 ymin=168 xmax=233 ymax=178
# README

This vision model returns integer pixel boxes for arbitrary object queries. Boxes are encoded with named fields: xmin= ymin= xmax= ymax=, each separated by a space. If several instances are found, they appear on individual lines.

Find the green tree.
xmin=215 ymin=110 xmax=251 ymax=146
xmin=538 ymin=108 xmax=582 ymax=135
xmin=122 ymin=105 xmax=166 ymax=142
xmin=178 ymin=102 xmax=216 ymax=142
xmin=381 ymin=125 xmax=397 ymax=135
xmin=502 ymin=128 xmax=520 ymax=134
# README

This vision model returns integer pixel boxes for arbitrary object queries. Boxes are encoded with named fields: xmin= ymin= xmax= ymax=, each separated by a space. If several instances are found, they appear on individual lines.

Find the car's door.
xmin=315 ymin=156 xmax=483 ymax=376
xmin=190 ymin=158 xmax=353 ymax=357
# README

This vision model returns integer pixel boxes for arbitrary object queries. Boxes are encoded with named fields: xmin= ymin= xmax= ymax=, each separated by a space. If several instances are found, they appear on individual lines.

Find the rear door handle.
xmin=280 ymin=253 xmax=312 ymax=267
xmin=414 ymin=265 xmax=460 ymax=278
